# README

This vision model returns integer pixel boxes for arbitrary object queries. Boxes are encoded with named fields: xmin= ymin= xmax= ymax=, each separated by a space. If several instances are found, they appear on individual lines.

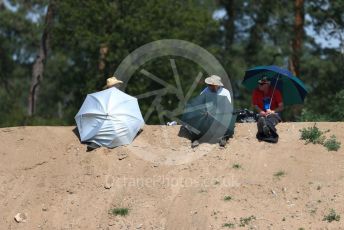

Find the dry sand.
xmin=0 ymin=123 xmax=344 ymax=229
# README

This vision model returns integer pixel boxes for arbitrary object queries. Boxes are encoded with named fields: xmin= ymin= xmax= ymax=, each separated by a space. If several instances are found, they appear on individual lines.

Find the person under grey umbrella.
xmin=86 ymin=76 xmax=124 ymax=151
xmin=191 ymin=75 xmax=232 ymax=148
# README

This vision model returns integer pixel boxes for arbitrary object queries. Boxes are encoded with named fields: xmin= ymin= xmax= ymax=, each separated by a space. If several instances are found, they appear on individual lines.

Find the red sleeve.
xmin=275 ymin=90 xmax=282 ymax=104
xmin=252 ymin=89 xmax=259 ymax=106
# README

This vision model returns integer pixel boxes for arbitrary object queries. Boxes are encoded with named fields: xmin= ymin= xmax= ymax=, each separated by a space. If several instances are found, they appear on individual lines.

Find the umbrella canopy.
xmin=242 ymin=65 xmax=308 ymax=105
xmin=181 ymin=93 xmax=233 ymax=141
xmin=75 ymin=87 xmax=144 ymax=148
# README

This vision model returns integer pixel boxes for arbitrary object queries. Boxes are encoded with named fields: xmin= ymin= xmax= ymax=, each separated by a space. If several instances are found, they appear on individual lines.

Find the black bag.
xmin=234 ymin=109 xmax=257 ymax=123
xmin=256 ymin=114 xmax=281 ymax=143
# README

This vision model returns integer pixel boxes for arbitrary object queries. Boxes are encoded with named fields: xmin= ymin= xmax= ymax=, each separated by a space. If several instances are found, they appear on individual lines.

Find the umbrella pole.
xmin=269 ymin=74 xmax=279 ymax=109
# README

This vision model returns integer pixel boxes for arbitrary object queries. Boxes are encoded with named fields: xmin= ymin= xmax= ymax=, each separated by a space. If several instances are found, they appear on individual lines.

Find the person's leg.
xmin=219 ymin=136 xmax=227 ymax=147
xmin=189 ymin=130 xmax=200 ymax=148
xmin=86 ymin=142 xmax=100 ymax=152
xmin=257 ymin=115 xmax=270 ymax=136
xmin=266 ymin=113 xmax=281 ymax=126
xmin=191 ymin=139 xmax=199 ymax=148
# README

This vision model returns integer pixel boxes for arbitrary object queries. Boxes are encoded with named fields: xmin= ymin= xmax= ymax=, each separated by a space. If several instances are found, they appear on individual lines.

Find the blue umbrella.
xmin=242 ymin=65 xmax=308 ymax=105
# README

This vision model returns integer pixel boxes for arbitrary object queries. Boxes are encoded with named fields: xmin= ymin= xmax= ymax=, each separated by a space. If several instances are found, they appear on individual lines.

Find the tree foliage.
xmin=0 ymin=0 xmax=343 ymax=127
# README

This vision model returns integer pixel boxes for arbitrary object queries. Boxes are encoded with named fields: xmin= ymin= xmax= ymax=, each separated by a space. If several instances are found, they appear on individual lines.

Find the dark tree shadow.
xmin=72 ymin=127 xmax=81 ymax=142
xmin=133 ymin=128 xmax=143 ymax=141
xmin=178 ymin=126 xmax=192 ymax=140
xmin=72 ymin=126 xmax=144 ymax=145
xmin=178 ymin=126 xmax=219 ymax=144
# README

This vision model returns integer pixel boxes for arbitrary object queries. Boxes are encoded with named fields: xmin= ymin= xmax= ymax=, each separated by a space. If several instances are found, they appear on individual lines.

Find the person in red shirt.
xmin=252 ymin=77 xmax=283 ymax=115
xmin=252 ymin=77 xmax=283 ymax=139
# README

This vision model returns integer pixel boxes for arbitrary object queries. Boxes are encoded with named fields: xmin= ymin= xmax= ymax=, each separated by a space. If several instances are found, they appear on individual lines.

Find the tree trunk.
xmin=289 ymin=0 xmax=304 ymax=77
xmin=28 ymin=2 xmax=54 ymax=116
xmin=288 ymin=0 xmax=304 ymax=121
xmin=0 ymin=0 xmax=9 ymax=93
xmin=98 ymin=43 xmax=109 ymax=72
xmin=245 ymin=1 xmax=270 ymax=65
xmin=218 ymin=0 xmax=236 ymax=50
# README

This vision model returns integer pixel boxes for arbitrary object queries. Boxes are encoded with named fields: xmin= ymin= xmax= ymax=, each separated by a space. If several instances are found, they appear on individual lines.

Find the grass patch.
xmin=274 ymin=170 xmax=286 ymax=179
xmin=299 ymin=124 xmax=327 ymax=144
xmin=300 ymin=124 xmax=341 ymax=151
xmin=232 ymin=164 xmax=242 ymax=169
xmin=323 ymin=135 xmax=341 ymax=151
xmin=110 ymin=208 xmax=129 ymax=216
xmin=323 ymin=209 xmax=340 ymax=222
xmin=224 ymin=196 xmax=232 ymax=201
xmin=223 ymin=223 xmax=235 ymax=228
xmin=310 ymin=208 xmax=317 ymax=215
xmin=239 ymin=215 xmax=256 ymax=227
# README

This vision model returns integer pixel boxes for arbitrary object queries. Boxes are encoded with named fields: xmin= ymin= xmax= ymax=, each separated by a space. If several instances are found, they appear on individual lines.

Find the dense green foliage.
xmin=300 ymin=124 xmax=341 ymax=151
xmin=323 ymin=135 xmax=341 ymax=151
xmin=299 ymin=124 xmax=327 ymax=144
xmin=0 ymin=0 xmax=343 ymax=127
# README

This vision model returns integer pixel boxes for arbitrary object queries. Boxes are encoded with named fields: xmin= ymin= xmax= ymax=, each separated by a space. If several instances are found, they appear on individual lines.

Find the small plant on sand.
xmin=310 ymin=208 xmax=317 ymax=215
xmin=323 ymin=209 xmax=340 ymax=222
xmin=224 ymin=196 xmax=232 ymax=201
xmin=199 ymin=189 xmax=207 ymax=193
xmin=299 ymin=124 xmax=327 ymax=144
xmin=232 ymin=164 xmax=242 ymax=169
xmin=323 ymin=135 xmax=341 ymax=151
xmin=239 ymin=215 xmax=256 ymax=227
xmin=274 ymin=170 xmax=286 ymax=179
xmin=223 ymin=223 xmax=235 ymax=228
xmin=110 ymin=208 xmax=129 ymax=216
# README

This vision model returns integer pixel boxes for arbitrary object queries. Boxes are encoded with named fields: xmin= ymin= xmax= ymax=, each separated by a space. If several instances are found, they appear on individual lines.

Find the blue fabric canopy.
xmin=242 ymin=65 xmax=308 ymax=105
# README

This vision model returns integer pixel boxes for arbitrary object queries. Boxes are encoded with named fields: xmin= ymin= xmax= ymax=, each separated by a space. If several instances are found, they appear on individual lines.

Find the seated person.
xmin=201 ymin=75 xmax=231 ymax=103
xmin=191 ymin=75 xmax=232 ymax=148
xmin=252 ymin=77 xmax=283 ymax=141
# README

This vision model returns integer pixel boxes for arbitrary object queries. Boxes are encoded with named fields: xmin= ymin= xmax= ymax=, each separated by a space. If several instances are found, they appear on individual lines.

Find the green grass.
xmin=299 ymin=124 xmax=327 ymax=144
xmin=310 ymin=208 xmax=317 ymax=215
xmin=323 ymin=209 xmax=340 ymax=222
xmin=110 ymin=208 xmax=129 ymax=216
xmin=300 ymin=125 xmax=341 ymax=151
xmin=224 ymin=196 xmax=232 ymax=201
xmin=232 ymin=164 xmax=242 ymax=169
xmin=323 ymin=135 xmax=341 ymax=151
xmin=274 ymin=170 xmax=286 ymax=179
xmin=223 ymin=223 xmax=235 ymax=228
xmin=239 ymin=215 xmax=256 ymax=227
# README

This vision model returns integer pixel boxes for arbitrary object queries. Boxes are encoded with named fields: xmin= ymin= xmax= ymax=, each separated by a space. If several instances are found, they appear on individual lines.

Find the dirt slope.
xmin=1 ymin=123 xmax=344 ymax=229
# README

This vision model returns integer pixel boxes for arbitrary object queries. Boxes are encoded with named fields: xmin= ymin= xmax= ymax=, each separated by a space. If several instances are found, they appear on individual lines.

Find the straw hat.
xmin=103 ymin=76 xmax=123 ymax=89
xmin=205 ymin=75 xmax=223 ymax=86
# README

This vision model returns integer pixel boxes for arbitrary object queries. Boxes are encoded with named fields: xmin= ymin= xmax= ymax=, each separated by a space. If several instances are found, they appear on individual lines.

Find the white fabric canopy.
xmin=75 ymin=87 xmax=144 ymax=148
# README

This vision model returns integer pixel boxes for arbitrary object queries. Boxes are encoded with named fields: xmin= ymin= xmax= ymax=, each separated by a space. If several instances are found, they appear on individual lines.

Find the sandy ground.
xmin=0 ymin=123 xmax=344 ymax=230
